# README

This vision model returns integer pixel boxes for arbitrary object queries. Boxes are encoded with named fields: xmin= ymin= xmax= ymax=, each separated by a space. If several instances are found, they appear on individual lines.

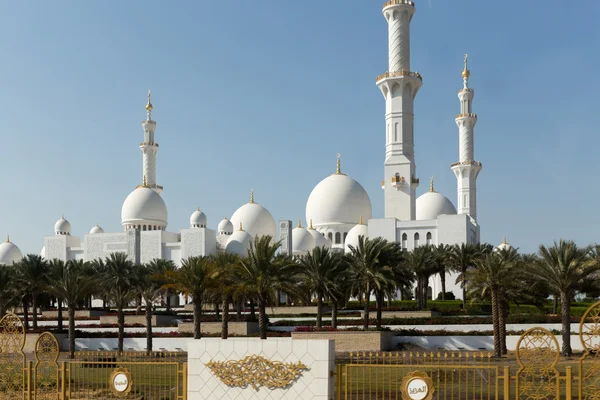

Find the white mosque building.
xmin=1 ymin=0 xmax=496 ymax=300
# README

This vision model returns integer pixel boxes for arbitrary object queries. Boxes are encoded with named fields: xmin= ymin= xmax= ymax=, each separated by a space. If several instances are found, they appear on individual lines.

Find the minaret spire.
xmin=335 ymin=153 xmax=342 ymax=175
xmin=140 ymin=90 xmax=162 ymax=193
xmin=378 ymin=0 xmax=422 ymax=220
xmin=452 ymin=55 xmax=482 ymax=220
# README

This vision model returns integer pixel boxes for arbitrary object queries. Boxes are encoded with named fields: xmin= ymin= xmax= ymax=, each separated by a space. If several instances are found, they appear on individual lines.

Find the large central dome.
xmin=230 ymin=192 xmax=276 ymax=240
xmin=306 ymin=168 xmax=372 ymax=228
xmin=121 ymin=187 xmax=168 ymax=230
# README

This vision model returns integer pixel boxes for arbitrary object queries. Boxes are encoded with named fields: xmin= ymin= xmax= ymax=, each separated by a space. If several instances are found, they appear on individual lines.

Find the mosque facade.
xmin=1 ymin=0 xmax=492 ymax=300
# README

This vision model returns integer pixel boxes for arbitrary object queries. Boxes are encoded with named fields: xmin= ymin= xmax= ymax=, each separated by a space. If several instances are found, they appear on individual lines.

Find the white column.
xmin=379 ymin=0 xmax=421 ymax=221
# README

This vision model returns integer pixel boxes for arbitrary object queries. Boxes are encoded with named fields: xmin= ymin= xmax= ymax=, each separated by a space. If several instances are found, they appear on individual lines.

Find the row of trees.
xmin=0 ymin=235 xmax=597 ymax=358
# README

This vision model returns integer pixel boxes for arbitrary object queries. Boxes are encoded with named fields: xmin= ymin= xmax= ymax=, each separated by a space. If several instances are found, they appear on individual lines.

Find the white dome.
xmin=306 ymin=172 xmax=372 ymax=228
xmin=89 ymin=224 xmax=104 ymax=234
xmin=416 ymin=191 xmax=457 ymax=220
xmin=292 ymin=222 xmax=315 ymax=256
xmin=344 ymin=222 xmax=369 ymax=253
xmin=121 ymin=187 xmax=168 ymax=229
xmin=190 ymin=208 xmax=207 ymax=228
xmin=218 ymin=218 xmax=234 ymax=235
xmin=54 ymin=216 xmax=71 ymax=235
xmin=230 ymin=198 xmax=276 ymax=241
xmin=225 ymin=229 xmax=253 ymax=256
xmin=0 ymin=239 xmax=22 ymax=265
xmin=496 ymin=237 xmax=513 ymax=252
xmin=308 ymin=224 xmax=331 ymax=249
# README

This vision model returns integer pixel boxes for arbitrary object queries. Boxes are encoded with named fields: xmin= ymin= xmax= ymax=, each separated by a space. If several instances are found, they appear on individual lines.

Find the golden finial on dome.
xmin=429 ymin=176 xmax=434 ymax=192
xmin=336 ymin=153 xmax=341 ymax=174
xmin=359 ymin=216 xmax=363 ymax=225
xmin=503 ymin=236 xmax=507 ymax=245
xmin=250 ymin=188 xmax=255 ymax=204
xmin=462 ymin=54 xmax=470 ymax=78
xmin=308 ymin=219 xmax=314 ymax=230
xmin=5 ymin=234 xmax=9 ymax=243
xmin=297 ymin=219 xmax=302 ymax=228
xmin=239 ymin=222 xmax=244 ymax=231
xmin=143 ymin=175 xmax=148 ymax=187
xmin=146 ymin=90 xmax=153 ymax=111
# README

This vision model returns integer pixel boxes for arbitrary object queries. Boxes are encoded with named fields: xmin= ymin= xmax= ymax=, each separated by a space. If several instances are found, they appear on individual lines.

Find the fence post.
xmin=503 ymin=366 xmax=510 ymax=399
xmin=27 ymin=360 xmax=33 ymax=400
xmin=565 ymin=367 xmax=572 ymax=400
xmin=183 ymin=362 xmax=188 ymax=400
xmin=60 ymin=362 xmax=67 ymax=400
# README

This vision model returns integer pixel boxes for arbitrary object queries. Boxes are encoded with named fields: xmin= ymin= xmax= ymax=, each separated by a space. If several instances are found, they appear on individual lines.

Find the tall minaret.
xmin=140 ymin=90 xmax=163 ymax=193
xmin=451 ymin=55 xmax=481 ymax=219
xmin=378 ymin=0 xmax=422 ymax=221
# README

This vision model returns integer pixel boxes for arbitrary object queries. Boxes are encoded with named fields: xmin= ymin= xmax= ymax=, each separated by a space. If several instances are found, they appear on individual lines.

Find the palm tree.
xmin=234 ymin=235 xmax=300 ymax=339
xmin=0 ymin=266 xmax=17 ymax=317
xmin=134 ymin=261 xmax=165 ymax=353
xmin=449 ymin=243 xmax=484 ymax=309
xmin=210 ymin=253 xmax=240 ymax=339
xmin=103 ymin=253 xmax=137 ymax=353
xmin=147 ymin=259 xmax=177 ymax=312
xmin=47 ymin=259 xmax=66 ymax=333
xmin=345 ymin=236 xmax=402 ymax=329
xmin=432 ymin=244 xmax=453 ymax=300
xmin=89 ymin=258 xmax=108 ymax=308
xmin=529 ymin=240 xmax=600 ymax=356
xmin=16 ymin=254 xmax=48 ymax=329
xmin=405 ymin=246 xmax=438 ymax=310
xmin=298 ymin=247 xmax=346 ymax=328
xmin=467 ymin=252 xmax=515 ymax=357
xmin=169 ymin=256 xmax=216 ymax=339
xmin=46 ymin=259 xmax=96 ymax=358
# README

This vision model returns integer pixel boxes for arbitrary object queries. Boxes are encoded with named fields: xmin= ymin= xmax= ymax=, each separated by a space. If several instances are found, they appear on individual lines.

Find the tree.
xmin=449 ymin=243 xmax=487 ymax=309
xmin=103 ymin=253 xmax=137 ymax=353
xmin=345 ymin=236 xmax=404 ymax=329
xmin=298 ymin=247 xmax=346 ymax=328
xmin=16 ymin=254 xmax=48 ymax=330
xmin=169 ymin=256 xmax=216 ymax=339
xmin=210 ymin=253 xmax=240 ymax=339
xmin=405 ymin=246 xmax=438 ymax=310
xmin=234 ymin=235 xmax=300 ymax=339
xmin=47 ymin=259 xmax=66 ymax=333
xmin=0 ymin=266 xmax=18 ymax=317
xmin=432 ymin=244 xmax=453 ymax=301
xmin=146 ymin=259 xmax=177 ymax=312
xmin=529 ymin=240 xmax=599 ymax=356
xmin=46 ymin=259 xmax=96 ymax=358
xmin=134 ymin=261 xmax=166 ymax=353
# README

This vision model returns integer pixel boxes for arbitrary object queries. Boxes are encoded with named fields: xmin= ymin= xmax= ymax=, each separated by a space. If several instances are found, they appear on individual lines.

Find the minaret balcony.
xmin=456 ymin=113 xmax=477 ymax=119
xmin=383 ymin=0 xmax=415 ymax=8
xmin=451 ymin=160 xmax=482 ymax=168
xmin=376 ymin=70 xmax=422 ymax=83
xmin=140 ymin=142 xmax=159 ymax=147
xmin=391 ymin=175 xmax=406 ymax=189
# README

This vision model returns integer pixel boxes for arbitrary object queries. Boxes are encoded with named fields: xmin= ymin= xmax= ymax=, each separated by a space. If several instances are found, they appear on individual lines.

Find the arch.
xmin=328 ymin=233 xmax=333 ymax=241
xmin=394 ymin=122 xmax=399 ymax=142
xmin=335 ymin=232 xmax=341 ymax=244
xmin=426 ymin=232 xmax=432 ymax=245
xmin=401 ymin=233 xmax=408 ymax=250
xmin=343 ymin=232 xmax=348 ymax=243
xmin=414 ymin=232 xmax=420 ymax=247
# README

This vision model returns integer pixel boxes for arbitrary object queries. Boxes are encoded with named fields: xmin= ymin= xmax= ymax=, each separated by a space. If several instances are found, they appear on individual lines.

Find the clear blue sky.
xmin=1 ymin=0 xmax=598 ymax=255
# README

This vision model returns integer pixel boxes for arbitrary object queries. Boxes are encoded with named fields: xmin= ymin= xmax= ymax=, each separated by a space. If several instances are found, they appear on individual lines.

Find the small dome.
xmin=416 ymin=191 xmax=457 ymax=220
xmin=190 ymin=208 xmax=207 ymax=228
xmin=307 ymin=220 xmax=331 ymax=249
xmin=292 ymin=221 xmax=315 ymax=256
xmin=306 ymin=169 xmax=372 ymax=229
xmin=496 ymin=237 xmax=513 ymax=252
xmin=54 ymin=216 xmax=71 ymax=235
xmin=40 ymin=245 xmax=46 ymax=259
xmin=0 ymin=237 xmax=22 ymax=265
xmin=89 ymin=224 xmax=104 ymax=234
xmin=344 ymin=219 xmax=369 ymax=253
xmin=230 ymin=192 xmax=276 ymax=240
xmin=218 ymin=217 xmax=234 ymax=235
xmin=225 ymin=225 xmax=253 ymax=256
xmin=121 ymin=187 xmax=168 ymax=230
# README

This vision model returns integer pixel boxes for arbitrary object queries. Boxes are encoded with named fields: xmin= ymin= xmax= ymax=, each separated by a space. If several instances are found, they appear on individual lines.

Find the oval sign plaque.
xmin=401 ymin=372 xmax=434 ymax=400
xmin=110 ymin=368 xmax=132 ymax=397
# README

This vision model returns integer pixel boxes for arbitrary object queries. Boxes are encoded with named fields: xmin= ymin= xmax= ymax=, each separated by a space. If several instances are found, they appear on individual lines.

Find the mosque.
xmin=0 ymin=0 xmax=491 ymax=300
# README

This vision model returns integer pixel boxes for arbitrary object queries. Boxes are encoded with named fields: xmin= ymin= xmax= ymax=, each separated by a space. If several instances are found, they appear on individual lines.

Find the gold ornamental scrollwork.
xmin=34 ymin=332 xmax=60 ymax=399
xmin=579 ymin=301 xmax=600 ymax=400
xmin=206 ymin=354 xmax=308 ymax=390
xmin=0 ymin=312 xmax=26 ymax=399
xmin=515 ymin=327 xmax=560 ymax=400
xmin=401 ymin=371 xmax=434 ymax=400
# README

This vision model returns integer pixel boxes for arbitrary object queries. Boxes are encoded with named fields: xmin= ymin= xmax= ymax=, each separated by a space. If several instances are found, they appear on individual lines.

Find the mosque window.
xmin=401 ymin=233 xmax=407 ymax=250
xmin=335 ymin=232 xmax=341 ymax=244
xmin=343 ymin=232 xmax=348 ymax=243
xmin=414 ymin=232 xmax=420 ymax=247
xmin=328 ymin=233 xmax=333 ymax=241
xmin=426 ymin=232 xmax=432 ymax=245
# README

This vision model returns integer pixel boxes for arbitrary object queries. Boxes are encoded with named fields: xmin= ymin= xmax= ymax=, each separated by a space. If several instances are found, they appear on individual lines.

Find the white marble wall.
xmin=188 ymin=338 xmax=334 ymax=400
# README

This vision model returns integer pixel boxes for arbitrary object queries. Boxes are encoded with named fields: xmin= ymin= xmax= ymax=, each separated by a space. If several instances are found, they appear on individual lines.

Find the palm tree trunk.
xmin=440 ymin=270 xmax=446 ymax=301
xmin=118 ymin=303 xmax=125 ymax=354
xmin=22 ymin=297 xmax=29 ymax=330
xmin=215 ymin=302 xmax=220 ymax=320
xmin=258 ymin=298 xmax=268 ymax=340
xmin=57 ymin=300 xmax=64 ymax=334
xmin=553 ymin=295 xmax=559 ymax=314
xmin=68 ymin=305 xmax=76 ymax=359
xmin=500 ymin=300 xmax=508 ymax=355
xmin=166 ymin=291 xmax=172 ymax=313
xmin=331 ymin=301 xmax=338 ymax=329
xmin=462 ymin=266 xmax=467 ymax=309
xmin=363 ymin=283 xmax=370 ymax=329
xmin=376 ymin=290 xmax=383 ymax=329
xmin=145 ymin=297 xmax=153 ymax=354
xmin=193 ymin=298 xmax=202 ymax=340
xmin=421 ymin=278 xmax=429 ymax=310
xmin=0 ymin=303 xmax=4 ymax=318
xmin=236 ymin=300 xmax=242 ymax=322
xmin=31 ymin=295 xmax=38 ymax=329
xmin=491 ymin=290 xmax=501 ymax=358
xmin=275 ymin=290 xmax=281 ymax=307
xmin=249 ymin=300 xmax=256 ymax=321
xmin=316 ymin=291 xmax=323 ymax=329
xmin=560 ymin=291 xmax=572 ymax=357
xmin=221 ymin=297 xmax=229 ymax=339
